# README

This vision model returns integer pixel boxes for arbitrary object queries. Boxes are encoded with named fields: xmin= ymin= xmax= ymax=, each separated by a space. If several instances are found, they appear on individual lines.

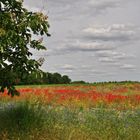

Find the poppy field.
xmin=0 ymin=82 xmax=140 ymax=139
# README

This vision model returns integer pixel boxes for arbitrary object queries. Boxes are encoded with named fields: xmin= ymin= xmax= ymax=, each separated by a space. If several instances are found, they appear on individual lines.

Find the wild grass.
xmin=0 ymin=100 xmax=46 ymax=139
xmin=0 ymin=83 xmax=140 ymax=139
xmin=0 ymin=101 xmax=140 ymax=139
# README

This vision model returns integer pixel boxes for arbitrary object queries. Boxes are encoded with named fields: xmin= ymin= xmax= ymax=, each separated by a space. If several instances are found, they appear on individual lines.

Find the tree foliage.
xmin=0 ymin=0 xmax=50 ymax=96
xmin=16 ymin=72 xmax=72 ymax=85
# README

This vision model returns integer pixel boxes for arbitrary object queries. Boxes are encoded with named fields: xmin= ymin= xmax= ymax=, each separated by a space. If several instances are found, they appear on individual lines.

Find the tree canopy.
xmin=0 ymin=0 xmax=50 ymax=96
xmin=15 ymin=71 xmax=71 ymax=85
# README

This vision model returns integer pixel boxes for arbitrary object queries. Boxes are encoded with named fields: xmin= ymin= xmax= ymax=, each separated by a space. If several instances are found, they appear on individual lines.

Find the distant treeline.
xmin=72 ymin=80 xmax=140 ymax=85
xmin=16 ymin=72 xmax=71 ymax=85
xmin=1 ymin=70 xmax=139 ymax=85
xmin=14 ymin=76 xmax=140 ymax=85
xmin=91 ymin=81 xmax=140 ymax=86
xmin=71 ymin=80 xmax=140 ymax=85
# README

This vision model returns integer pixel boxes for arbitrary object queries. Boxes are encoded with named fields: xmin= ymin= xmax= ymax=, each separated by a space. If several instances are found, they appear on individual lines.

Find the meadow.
xmin=0 ymin=82 xmax=140 ymax=140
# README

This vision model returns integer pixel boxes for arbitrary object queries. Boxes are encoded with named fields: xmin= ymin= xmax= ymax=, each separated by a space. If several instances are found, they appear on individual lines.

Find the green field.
xmin=0 ymin=82 xmax=140 ymax=140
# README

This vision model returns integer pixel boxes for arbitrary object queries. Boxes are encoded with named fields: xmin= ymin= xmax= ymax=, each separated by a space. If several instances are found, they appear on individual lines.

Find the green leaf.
xmin=0 ymin=0 xmax=50 ymax=96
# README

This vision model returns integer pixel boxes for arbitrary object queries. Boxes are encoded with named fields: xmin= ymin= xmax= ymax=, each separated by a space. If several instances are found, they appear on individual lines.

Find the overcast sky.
xmin=24 ymin=0 xmax=140 ymax=82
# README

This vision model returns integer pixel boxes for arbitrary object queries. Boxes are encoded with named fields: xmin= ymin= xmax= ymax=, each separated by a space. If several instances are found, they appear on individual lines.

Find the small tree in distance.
xmin=0 ymin=0 xmax=50 ymax=96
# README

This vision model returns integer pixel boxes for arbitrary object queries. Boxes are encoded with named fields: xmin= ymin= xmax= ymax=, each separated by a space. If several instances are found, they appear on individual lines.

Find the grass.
xmin=1 ymin=103 xmax=140 ymax=139
xmin=0 ymin=100 xmax=46 ymax=139
xmin=0 ymin=82 xmax=140 ymax=139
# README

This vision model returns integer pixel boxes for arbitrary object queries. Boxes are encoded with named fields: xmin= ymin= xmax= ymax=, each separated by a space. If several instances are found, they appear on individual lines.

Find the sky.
xmin=23 ymin=0 xmax=140 ymax=82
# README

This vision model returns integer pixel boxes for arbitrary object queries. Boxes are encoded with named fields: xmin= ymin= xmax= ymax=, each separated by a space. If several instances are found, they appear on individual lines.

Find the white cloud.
xmin=59 ymin=40 xmax=115 ymax=53
xmin=120 ymin=64 xmax=136 ymax=70
xmin=88 ymin=0 xmax=120 ymax=10
xmin=63 ymin=70 xmax=73 ymax=73
xmin=60 ymin=64 xmax=76 ymax=70
xmin=83 ymin=24 xmax=138 ymax=42
xmin=96 ymin=50 xmax=135 ymax=60
xmin=26 ymin=0 xmax=125 ymax=20
xmin=99 ymin=57 xmax=117 ymax=63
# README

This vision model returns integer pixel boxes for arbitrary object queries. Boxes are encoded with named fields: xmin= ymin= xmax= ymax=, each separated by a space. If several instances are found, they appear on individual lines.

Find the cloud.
xmin=120 ymin=64 xmax=136 ymax=70
xmin=23 ymin=0 xmax=126 ymax=20
xmin=46 ymin=0 xmax=138 ymax=20
xmin=95 ymin=50 xmax=136 ymax=60
xmin=66 ymin=24 xmax=139 ymax=57
xmin=45 ymin=40 xmax=115 ymax=56
xmin=49 ymin=0 xmax=121 ymax=14
xmin=88 ymin=0 xmax=120 ymax=10
xmin=58 ymin=64 xmax=77 ymax=74
xmin=23 ymin=0 xmax=140 ymax=82
xmin=57 ymin=41 xmax=115 ymax=54
xmin=99 ymin=57 xmax=117 ymax=63
xmin=62 ymin=69 xmax=74 ymax=73
xmin=78 ymin=65 xmax=104 ymax=73
xmin=83 ymin=24 xmax=139 ymax=42
xmin=96 ymin=51 xmax=136 ymax=67
xmin=80 ymin=65 xmax=93 ymax=69
xmin=89 ymin=70 xmax=106 ymax=75
xmin=96 ymin=51 xmax=123 ymax=57
xmin=60 ymin=64 xmax=76 ymax=70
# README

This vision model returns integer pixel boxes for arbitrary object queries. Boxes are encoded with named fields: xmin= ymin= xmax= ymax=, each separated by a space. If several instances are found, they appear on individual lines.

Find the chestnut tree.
xmin=0 ymin=0 xmax=50 ymax=96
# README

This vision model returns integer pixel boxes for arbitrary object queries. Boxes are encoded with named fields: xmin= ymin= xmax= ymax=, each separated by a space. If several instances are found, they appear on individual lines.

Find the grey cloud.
xmin=63 ymin=70 xmax=73 ymax=73
xmin=95 ymin=50 xmax=136 ymax=60
xmin=45 ymin=40 xmax=115 ymax=56
xmin=96 ymin=51 xmax=123 ymax=57
xmin=77 ymin=65 xmax=116 ymax=76
xmin=99 ymin=57 xmax=118 ymax=63
xmin=66 ymin=24 xmax=139 ymax=57
xmin=49 ymin=0 xmax=121 ymax=12
xmin=120 ymin=64 xmax=136 ymax=70
xmin=57 ymin=41 xmax=115 ymax=53
xmin=83 ymin=24 xmax=139 ymax=42
xmin=86 ymin=71 xmax=116 ymax=77
xmin=77 ymin=65 xmax=105 ymax=74
xmin=24 ymin=0 xmax=136 ymax=21
xmin=60 ymin=64 xmax=76 ymax=70
xmin=47 ymin=0 xmax=137 ymax=21
xmin=88 ymin=0 xmax=120 ymax=11
xmin=88 ymin=70 xmax=107 ymax=75
xmin=23 ymin=0 xmax=140 ymax=82
xmin=113 ymin=54 xmax=135 ymax=60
